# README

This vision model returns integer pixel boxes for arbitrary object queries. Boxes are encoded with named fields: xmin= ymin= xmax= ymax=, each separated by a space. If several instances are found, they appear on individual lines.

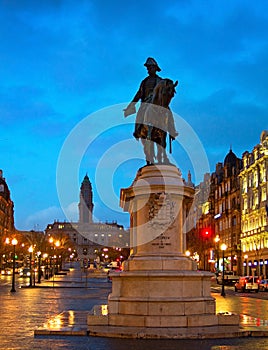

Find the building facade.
xmin=212 ymin=150 xmax=242 ymax=274
xmin=0 ymin=170 xmax=14 ymax=238
xmin=189 ymin=150 xmax=243 ymax=274
xmin=46 ymin=174 xmax=129 ymax=261
xmin=190 ymin=131 xmax=268 ymax=277
xmin=188 ymin=173 xmax=213 ymax=270
xmin=239 ymin=130 xmax=268 ymax=277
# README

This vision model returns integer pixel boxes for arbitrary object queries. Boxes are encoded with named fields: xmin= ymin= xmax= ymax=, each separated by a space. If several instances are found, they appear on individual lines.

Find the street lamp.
xmin=214 ymin=235 xmax=220 ymax=271
xmin=185 ymin=250 xmax=191 ymax=257
xmin=37 ymin=251 xmax=42 ymax=283
xmin=28 ymin=246 xmax=33 ymax=287
xmin=244 ymin=254 xmax=248 ymax=276
xmin=43 ymin=253 xmax=49 ymax=279
xmin=10 ymin=238 xmax=18 ymax=292
xmin=55 ymin=240 xmax=60 ymax=272
xmin=221 ymin=243 xmax=227 ymax=297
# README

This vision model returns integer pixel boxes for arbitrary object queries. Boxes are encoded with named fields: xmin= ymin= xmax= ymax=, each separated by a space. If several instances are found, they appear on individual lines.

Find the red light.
xmin=202 ymin=228 xmax=211 ymax=236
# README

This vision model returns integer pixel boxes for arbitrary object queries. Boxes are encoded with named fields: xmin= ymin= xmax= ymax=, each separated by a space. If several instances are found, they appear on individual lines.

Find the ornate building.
xmin=46 ymin=174 xmax=129 ymax=261
xmin=189 ymin=149 xmax=242 ymax=273
xmin=239 ymin=130 xmax=268 ymax=277
xmin=212 ymin=149 xmax=242 ymax=274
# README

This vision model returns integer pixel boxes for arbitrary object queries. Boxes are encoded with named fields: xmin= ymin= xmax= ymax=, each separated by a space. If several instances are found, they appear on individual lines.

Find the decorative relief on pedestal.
xmin=148 ymin=192 xmax=176 ymax=230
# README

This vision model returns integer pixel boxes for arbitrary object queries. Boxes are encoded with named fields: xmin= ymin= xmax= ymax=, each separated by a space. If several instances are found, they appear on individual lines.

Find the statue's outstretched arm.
xmin=123 ymin=82 xmax=143 ymax=117
xmin=123 ymin=102 xmax=136 ymax=117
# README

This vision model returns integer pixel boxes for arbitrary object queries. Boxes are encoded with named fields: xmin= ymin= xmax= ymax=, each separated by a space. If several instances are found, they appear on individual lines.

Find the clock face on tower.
xmin=0 ymin=184 xmax=4 ymax=192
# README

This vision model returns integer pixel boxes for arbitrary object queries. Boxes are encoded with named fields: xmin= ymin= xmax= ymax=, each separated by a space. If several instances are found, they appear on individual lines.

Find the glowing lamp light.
xmin=220 ymin=243 xmax=227 ymax=251
xmin=11 ymin=238 xmax=18 ymax=246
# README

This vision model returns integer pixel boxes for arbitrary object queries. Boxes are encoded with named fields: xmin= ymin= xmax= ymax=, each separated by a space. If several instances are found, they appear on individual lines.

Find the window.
xmin=262 ymin=188 xmax=267 ymax=201
xmin=244 ymin=198 xmax=248 ymax=210
xmin=232 ymin=216 xmax=237 ymax=226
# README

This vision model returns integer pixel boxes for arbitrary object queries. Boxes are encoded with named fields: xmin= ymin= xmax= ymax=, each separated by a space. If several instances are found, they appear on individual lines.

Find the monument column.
xmin=119 ymin=165 xmax=196 ymax=271
xmin=107 ymin=164 xmax=217 ymax=328
xmin=88 ymin=164 xmax=239 ymax=337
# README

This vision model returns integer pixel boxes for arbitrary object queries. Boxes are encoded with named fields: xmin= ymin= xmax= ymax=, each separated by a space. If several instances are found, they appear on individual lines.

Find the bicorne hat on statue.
xmin=144 ymin=57 xmax=161 ymax=71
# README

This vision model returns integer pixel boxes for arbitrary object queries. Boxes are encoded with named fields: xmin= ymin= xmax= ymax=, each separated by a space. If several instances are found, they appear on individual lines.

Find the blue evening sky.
xmin=1 ymin=0 xmax=267 ymax=230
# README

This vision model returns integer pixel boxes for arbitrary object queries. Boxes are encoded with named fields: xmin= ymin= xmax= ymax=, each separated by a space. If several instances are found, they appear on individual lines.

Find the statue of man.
xmin=124 ymin=57 xmax=162 ymax=139
xmin=124 ymin=58 xmax=178 ymax=165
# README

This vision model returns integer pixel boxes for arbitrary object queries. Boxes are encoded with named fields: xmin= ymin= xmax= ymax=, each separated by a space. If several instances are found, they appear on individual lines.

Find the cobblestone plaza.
xmin=1 ymin=263 xmax=268 ymax=349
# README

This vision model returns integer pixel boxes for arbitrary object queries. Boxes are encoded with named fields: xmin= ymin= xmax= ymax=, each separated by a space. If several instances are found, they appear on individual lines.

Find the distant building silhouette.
xmin=78 ymin=174 xmax=93 ymax=224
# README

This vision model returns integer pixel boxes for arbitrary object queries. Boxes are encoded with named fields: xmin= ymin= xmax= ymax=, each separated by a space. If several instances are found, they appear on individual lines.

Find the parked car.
xmin=216 ymin=271 xmax=240 ymax=285
xmin=100 ymin=262 xmax=111 ymax=273
xmin=259 ymin=279 xmax=268 ymax=291
xmin=19 ymin=268 xmax=31 ymax=278
xmin=234 ymin=276 xmax=260 ymax=292
xmin=1 ymin=268 xmax=12 ymax=276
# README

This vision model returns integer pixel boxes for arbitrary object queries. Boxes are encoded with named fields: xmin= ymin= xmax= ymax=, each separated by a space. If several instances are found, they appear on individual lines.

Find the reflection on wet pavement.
xmin=39 ymin=310 xmax=89 ymax=335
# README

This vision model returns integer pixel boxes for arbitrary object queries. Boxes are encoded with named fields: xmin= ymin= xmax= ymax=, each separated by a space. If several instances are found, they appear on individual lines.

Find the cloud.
xmin=22 ymin=202 xmax=78 ymax=231
xmin=1 ymin=0 xmax=268 ymax=232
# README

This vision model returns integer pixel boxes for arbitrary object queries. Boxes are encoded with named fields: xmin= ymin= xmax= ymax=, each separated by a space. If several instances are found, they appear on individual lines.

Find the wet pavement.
xmin=2 ymin=263 xmax=268 ymax=349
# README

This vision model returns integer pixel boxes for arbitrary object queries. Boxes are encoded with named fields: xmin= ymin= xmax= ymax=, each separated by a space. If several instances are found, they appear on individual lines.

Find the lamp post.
xmin=43 ymin=253 xmax=48 ymax=279
xmin=29 ymin=246 xmax=33 ymax=287
xmin=214 ymin=235 xmax=220 ymax=271
xmin=49 ymin=237 xmax=54 ymax=278
xmin=244 ymin=254 xmax=248 ymax=276
xmin=221 ymin=243 xmax=227 ymax=297
xmin=37 ymin=251 xmax=42 ymax=283
xmin=55 ymin=240 xmax=60 ymax=273
xmin=10 ymin=238 xmax=18 ymax=292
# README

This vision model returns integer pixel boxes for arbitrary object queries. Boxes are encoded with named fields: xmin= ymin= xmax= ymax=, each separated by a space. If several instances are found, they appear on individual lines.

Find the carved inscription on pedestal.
xmin=151 ymin=233 xmax=171 ymax=248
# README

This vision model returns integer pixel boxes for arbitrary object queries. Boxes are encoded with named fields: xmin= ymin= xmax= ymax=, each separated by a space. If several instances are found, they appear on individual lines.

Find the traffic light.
xmin=202 ymin=227 xmax=212 ymax=238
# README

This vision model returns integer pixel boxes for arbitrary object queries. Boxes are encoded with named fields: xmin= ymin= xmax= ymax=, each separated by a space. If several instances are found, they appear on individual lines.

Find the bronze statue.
xmin=124 ymin=58 xmax=178 ymax=165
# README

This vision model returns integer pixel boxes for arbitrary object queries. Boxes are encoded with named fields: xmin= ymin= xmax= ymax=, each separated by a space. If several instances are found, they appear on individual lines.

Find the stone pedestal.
xmin=88 ymin=165 xmax=239 ymax=338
